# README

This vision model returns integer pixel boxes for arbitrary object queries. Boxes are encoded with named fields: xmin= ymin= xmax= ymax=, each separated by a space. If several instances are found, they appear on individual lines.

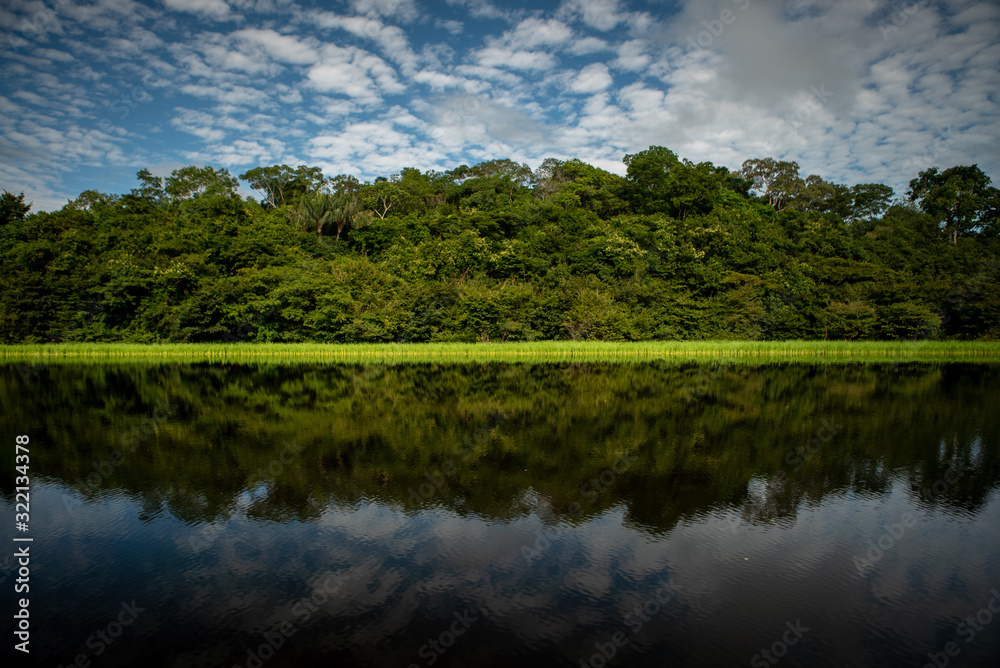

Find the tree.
xmin=792 ymin=175 xmax=851 ymax=218
xmin=294 ymin=192 xmax=335 ymax=240
xmin=1 ymin=190 xmax=31 ymax=225
xmin=131 ymin=169 xmax=165 ymax=203
xmin=541 ymin=159 xmax=628 ymax=218
xmin=533 ymin=158 xmax=571 ymax=200
xmin=446 ymin=159 xmax=534 ymax=209
xmin=849 ymin=183 xmax=894 ymax=222
xmin=908 ymin=165 xmax=999 ymax=244
xmin=240 ymin=165 xmax=323 ymax=208
xmin=624 ymin=146 xmax=719 ymax=219
xmin=67 ymin=190 xmax=120 ymax=212
xmin=624 ymin=146 xmax=680 ymax=214
xmin=740 ymin=158 xmax=803 ymax=211
xmin=330 ymin=191 xmax=372 ymax=242
xmin=396 ymin=167 xmax=448 ymax=210
xmin=320 ymin=175 xmax=373 ymax=242
xmin=165 ymin=166 xmax=239 ymax=202
xmin=363 ymin=176 xmax=406 ymax=220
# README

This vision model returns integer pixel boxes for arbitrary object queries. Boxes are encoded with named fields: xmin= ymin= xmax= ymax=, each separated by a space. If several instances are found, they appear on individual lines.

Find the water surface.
xmin=2 ymin=362 xmax=999 ymax=667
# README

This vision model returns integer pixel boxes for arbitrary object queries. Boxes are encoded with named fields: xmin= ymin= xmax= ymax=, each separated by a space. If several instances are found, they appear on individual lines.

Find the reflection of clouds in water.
xmin=317 ymin=502 xmax=415 ymax=547
xmin=22 ymin=475 xmax=1000 ymax=666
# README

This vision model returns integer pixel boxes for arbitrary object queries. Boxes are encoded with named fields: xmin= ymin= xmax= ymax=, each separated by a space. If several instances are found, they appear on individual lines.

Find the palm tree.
xmin=329 ymin=190 xmax=373 ymax=242
xmin=294 ymin=178 xmax=374 ymax=243
xmin=294 ymin=192 xmax=335 ymax=241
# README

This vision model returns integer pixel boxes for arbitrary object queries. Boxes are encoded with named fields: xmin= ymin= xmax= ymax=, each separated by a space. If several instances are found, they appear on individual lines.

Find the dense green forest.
xmin=1 ymin=148 xmax=998 ymax=343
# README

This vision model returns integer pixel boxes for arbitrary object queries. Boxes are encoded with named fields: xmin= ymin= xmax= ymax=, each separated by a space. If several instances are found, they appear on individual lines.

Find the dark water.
xmin=2 ymin=362 xmax=999 ymax=667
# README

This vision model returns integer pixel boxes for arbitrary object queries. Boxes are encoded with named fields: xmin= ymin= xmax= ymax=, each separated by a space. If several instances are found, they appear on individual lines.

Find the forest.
xmin=1 ymin=147 xmax=998 ymax=343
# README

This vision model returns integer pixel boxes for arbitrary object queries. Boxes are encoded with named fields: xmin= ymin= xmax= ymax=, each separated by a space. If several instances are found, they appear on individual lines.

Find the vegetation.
xmin=2 ymin=362 xmax=997 ymax=530
xmin=3 ymin=340 xmax=1000 ymax=364
xmin=2 ymin=149 xmax=998 ymax=344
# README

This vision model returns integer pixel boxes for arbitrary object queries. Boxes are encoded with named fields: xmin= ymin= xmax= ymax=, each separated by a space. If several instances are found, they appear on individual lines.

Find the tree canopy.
xmin=1 ymin=151 xmax=997 ymax=343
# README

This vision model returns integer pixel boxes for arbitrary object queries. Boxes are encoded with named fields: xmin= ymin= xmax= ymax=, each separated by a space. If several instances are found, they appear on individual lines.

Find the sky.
xmin=1 ymin=0 xmax=998 ymax=212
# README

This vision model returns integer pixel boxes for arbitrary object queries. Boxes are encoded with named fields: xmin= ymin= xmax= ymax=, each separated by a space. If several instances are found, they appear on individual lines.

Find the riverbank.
xmin=3 ymin=340 xmax=1000 ymax=364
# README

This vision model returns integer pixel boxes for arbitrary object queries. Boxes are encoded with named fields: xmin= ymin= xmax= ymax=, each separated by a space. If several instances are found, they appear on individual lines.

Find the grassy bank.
xmin=2 ymin=340 xmax=1000 ymax=364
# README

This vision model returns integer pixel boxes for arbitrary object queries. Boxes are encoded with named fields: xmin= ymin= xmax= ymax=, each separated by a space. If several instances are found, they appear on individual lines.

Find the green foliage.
xmin=740 ymin=158 xmax=803 ymax=211
xmin=164 ymin=165 xmax=239 ymax=201
xmin=624 ymin=146 xmax=720 ymax=219
xmin=0 ymin=190 xmax=31 ymax=225
xmin=239 ymin=164 xmax=323 ymax=208
xmin=1 ymin=152 xmax=998 ymax=343
xmin=908 ymin=164 xmax=999 ymax=243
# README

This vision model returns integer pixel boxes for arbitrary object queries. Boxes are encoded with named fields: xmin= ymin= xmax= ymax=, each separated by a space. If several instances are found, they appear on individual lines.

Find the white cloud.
xmin=412 ymin=69 xmax=487 ymax=93
xmin=476 ymin=47 xmax=558 ymax=72
xmin=436 ymin=19 xmax=464 ymax=35
xmin=569 ymin=62 xmax=612 ymax=93
xmin=567 ymin=36 xmax=610 ymax=55
xmin=559 ymin=0 xmax=623 ymax=31
xmin=232 ymin=29 xmax=319 ymax=64
xmin=306 ymin=47 xmax=405 ymax=102
xmin=613 ymin=39 xmax=649 ymax=71
xmin=349 ymin=0 xmax=419 ymax=22
xmin=2 ymin=0 xmax=998 ymax=209
xmin=310 ymin=12 xmax=418 ymax=70
xmin=444 ymin=0 xmax=510 ymax=21
xmin=504 ymin=17 xmax=574 ymax=50
xmin=162 ymin=0 xmax=232 ymax=20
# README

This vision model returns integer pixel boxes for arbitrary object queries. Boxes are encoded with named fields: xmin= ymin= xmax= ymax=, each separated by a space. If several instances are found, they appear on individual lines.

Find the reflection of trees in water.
xmin=2 ymin=362 xmax=998 ymax=533
xmin=740 ymin=475 xmax=803 ymax=525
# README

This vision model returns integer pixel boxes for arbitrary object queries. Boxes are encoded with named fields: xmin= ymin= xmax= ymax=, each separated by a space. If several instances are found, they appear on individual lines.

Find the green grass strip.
xmin=2 ymin=341 xmax=1000 ymax=365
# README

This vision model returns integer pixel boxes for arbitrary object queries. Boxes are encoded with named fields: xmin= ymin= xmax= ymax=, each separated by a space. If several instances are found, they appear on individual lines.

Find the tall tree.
xmin=325 ymin=175 xmax=373 ymax=242
xmin=165 ymin=166 xmax=238 ymax=202
xmin=295 ymin=191 xmax=335 ymax=240
xmin=131 ymin=169 xmax=165 ymax=203
xmin=624 ymin=146 xmax=718 ymax=219
xmin=740 ymin=158 xmax=803 ymax=211
xmin=792 ymin=175 xmax=851 ymax=217
xmin=240 ymin=165 xmax=323 ymax=208
xmin=1 ymin=190 xmax=31 ymax=225
xmin=849 ymin=183 xmax=894 ymax=222
xmin=363 ymin=176 xmax=406 ymax=220
xmin=908 ymin=165 xmax=999 ymax=244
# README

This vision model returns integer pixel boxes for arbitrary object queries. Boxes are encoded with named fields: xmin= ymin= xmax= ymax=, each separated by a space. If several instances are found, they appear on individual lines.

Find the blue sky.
xmin=1 ymin=0 xmax=998 ymax=211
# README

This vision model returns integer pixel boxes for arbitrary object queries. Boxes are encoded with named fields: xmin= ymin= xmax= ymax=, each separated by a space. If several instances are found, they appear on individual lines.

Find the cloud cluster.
xmin=0 ymin=0 xmax=997 ymax=211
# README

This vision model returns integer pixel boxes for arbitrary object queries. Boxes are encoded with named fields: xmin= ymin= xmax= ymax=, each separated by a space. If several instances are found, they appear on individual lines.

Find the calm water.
xmin=2 ymin=362 xmax=999 ymax=667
